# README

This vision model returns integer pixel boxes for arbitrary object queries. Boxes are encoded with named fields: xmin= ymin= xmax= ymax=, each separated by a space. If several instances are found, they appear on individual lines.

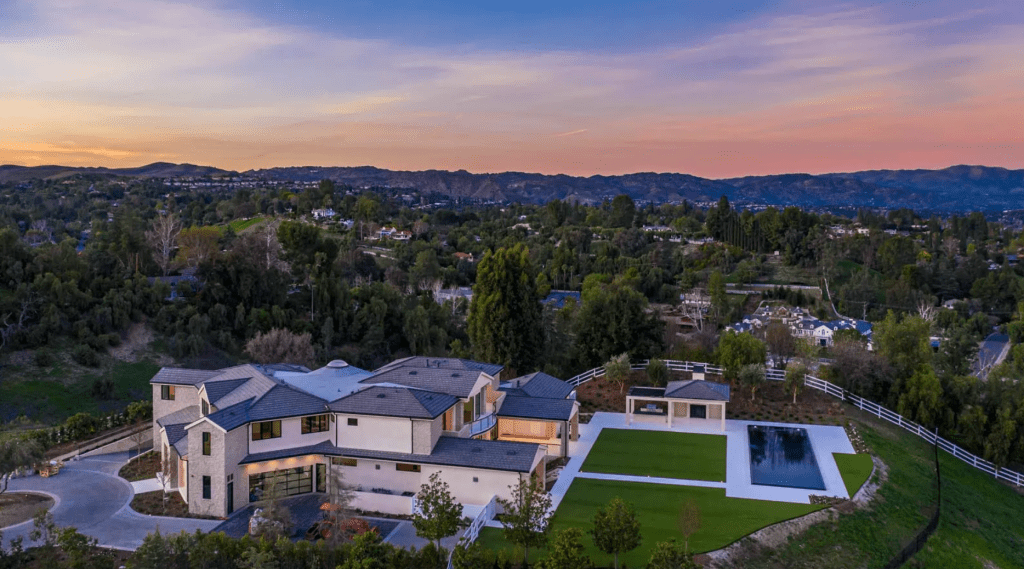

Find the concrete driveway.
xmin=1 ymin=451 xmax=221 ymax=551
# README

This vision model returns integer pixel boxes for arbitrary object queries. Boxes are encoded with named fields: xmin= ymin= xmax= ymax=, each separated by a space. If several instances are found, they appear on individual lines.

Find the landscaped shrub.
xmin=104 ymin=333 xmax=122 ymax=347
xmin=647 ymin=359 xmax=669 ymax=387
xmin=72 ymin=345 xmax=101 ymax=367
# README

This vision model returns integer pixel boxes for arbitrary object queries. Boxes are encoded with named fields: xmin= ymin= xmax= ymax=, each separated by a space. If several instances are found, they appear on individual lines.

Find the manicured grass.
xmin=580 ymin=428 xmax=727 ymax=482
xmin=834 ymin=452 xmax=873 ymax=497
xmin=479 ymin=479 xmax=822 ymax=567
xmin=720 ymin=410 xmax=1024 ymax=569
xmin=228 ymin=217 xmax=264 ymax=232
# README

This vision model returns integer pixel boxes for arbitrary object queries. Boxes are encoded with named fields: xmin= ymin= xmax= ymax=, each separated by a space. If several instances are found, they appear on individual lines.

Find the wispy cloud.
xmin=1 ymin=0 xmax=1022 ymax=176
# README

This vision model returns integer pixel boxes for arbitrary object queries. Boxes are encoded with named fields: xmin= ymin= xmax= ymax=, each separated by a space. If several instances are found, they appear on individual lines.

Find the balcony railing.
xmin=468 ymin=413 xmax=496 ymax=437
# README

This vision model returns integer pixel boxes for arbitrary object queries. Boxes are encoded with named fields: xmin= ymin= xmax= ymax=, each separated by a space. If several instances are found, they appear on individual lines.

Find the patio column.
xmin=720 ymin=403 xmax=726 ymax=431
xmin=626 ymin=397 xmax=633 ymax=425
xmin=667 ymin=399 xmax=674 ymax=425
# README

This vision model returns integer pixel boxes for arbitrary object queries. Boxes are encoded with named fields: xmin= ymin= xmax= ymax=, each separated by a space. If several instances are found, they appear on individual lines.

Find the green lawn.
xmin=580 ymin=428 xmax=727 ymax=482
xmin=479 ymin=479 xmax=822 ymax=567
xmin=228 ymin=217 xmax=264 ymax=232
xmin=834 ymin=452 xmax=874 ymax=497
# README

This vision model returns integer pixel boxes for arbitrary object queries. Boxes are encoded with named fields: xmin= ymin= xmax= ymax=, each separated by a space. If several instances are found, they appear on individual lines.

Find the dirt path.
xmin=0 ymin=492 xmax=54 ymax=529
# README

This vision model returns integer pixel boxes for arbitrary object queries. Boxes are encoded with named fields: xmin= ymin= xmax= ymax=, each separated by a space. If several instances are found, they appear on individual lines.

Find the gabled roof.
xmin=500 ymin=372 xmax=574 ymax=400
xmin=497 ymin=395 xmax=576 ymax=421
xmin=203 ymin=398 xmax=254 ymax=432
xmin=248 ymin=384 xmax=328 ymax=422
xmin=150 ymin=368 xmax=220 ymax=386
xmin=203 ymin=378 xmax=249 ymax=406
xmin=274 ymin=362 xmax=373 ymax=402
xmin=328 ymin=386 xmax=457 ymax=419
xmin=238 ymin=437 xmax=541 ymax=473
xmin=665 ymin=380 xmax=730 ymax=401
xmin=169 ymin=427 xmax=189 ymax=456
xmin=155 ymin=405 xmax=201 ymax=428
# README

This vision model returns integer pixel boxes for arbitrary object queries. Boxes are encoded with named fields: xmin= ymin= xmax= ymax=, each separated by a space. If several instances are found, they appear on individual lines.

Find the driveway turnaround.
xmin=1 ymin=451 xmax=221 ymax=551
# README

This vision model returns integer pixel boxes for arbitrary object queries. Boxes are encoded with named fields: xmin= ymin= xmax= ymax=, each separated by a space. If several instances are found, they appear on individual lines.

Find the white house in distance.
xmin=150 ymin=356 xmax=579 ymax=518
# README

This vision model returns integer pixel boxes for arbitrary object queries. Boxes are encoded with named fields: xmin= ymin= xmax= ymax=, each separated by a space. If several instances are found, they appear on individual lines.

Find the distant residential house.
xmin=312 ymin=208 xmax=335 ymax=220
xmin=435 ymin=287 xmax=474 ymax=304
xmin=453 ymin=252 xmax=475 ymax=263
xmin=542 ymin=290 xmax=581 ymax=309
xmin=391 ymin=230 xmax=412 ymax=241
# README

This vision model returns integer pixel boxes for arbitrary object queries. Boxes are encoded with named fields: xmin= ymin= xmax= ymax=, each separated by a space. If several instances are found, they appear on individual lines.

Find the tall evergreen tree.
xmin=468 ymin=244 xmax=544 ymax=373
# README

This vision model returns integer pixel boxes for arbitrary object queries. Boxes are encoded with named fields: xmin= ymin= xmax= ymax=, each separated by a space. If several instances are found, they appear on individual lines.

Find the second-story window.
xmin=161 ymin=385 xmax=175 ymax=400
xmin=201 ymin=400 xmax=209 ymax=416
xmin=301 ymin=414 xmax=330 ymax=434
xmin=202 ymin=432 xmax=211 ymax=455
xmin=251 ymin=420 xmax=282 ymax=441
xmin=347 ymin=418 xmax=358 ymax=426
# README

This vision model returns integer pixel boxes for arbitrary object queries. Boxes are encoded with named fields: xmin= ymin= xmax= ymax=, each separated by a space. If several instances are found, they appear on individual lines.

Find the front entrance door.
xmin=227 ymin=482 xmax=234 ymax=514
xmin=690 ymin=404 xmax=707 ymax=419
xmin=316 ymin=463 xmax=326 ymax=492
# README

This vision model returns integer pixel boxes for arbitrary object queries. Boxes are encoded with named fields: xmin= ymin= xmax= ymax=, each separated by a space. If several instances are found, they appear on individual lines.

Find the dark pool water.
xmin=748 ymin=425 xmax=825 ymax=490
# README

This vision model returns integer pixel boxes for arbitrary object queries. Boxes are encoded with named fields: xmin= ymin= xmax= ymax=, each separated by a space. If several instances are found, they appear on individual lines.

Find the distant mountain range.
xmin=3 ymin=162 xmax=1023 ymax=212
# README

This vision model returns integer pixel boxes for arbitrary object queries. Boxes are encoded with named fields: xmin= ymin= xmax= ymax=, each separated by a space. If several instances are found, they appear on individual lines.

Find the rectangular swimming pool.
xmin=748 ymin=425 xmax=825 ymax=490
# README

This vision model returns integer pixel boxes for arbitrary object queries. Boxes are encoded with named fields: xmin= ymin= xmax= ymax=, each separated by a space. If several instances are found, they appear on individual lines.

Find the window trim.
xmin=161 ymin=385 xmax=175 ymax=401
xmin=347 ymin=417 xmax=358 ymax=427
xmin=251 ymin=420 xmax=282 ymax=441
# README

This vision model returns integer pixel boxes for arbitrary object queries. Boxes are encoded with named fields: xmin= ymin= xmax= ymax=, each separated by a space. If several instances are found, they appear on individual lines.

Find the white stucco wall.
xmin=248 ymin=415 xmax=334 ymax=454
xmin=335 ymin=414 xmax=413 ymax=453
xmin=152 ymin=383 xmax=200 ymax=447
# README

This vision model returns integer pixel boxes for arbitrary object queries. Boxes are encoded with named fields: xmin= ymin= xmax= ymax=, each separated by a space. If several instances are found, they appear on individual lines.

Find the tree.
xmin=318 ymin=466 xmax=357 ymax=546
xmin=715 ymin=332 xmax=766 ymax=382
xmin=739 ymin=363 xmax=766 ymax=402
xmin=609 ymin=194 xmax=636 ymax=228
xmin=0 ymin=436 xmax=43 ymax=495
xmin=784 ymin=363 xmax=807 ymax=404
xmin=591 ymin=497 xmax=642 ymax=569
xmin=897 ymin=366 xmax=943 ymax=427
xmin=574 ymin=277 xmax=664 ymax=367
xmin=677 ymin=499 xmax=701 ymax=554
xmin=497 ymin=478 xmax=553 ymax=566
xmin=537 ymin=527 xmax=592 ymax=569
xmin=245 ymin=328 xmax=315 ymax=368
xmin=646 ymin=540 xmax=699 ymax=569
xmin=765 ymin=322 xmax=797 ymax=366
xmin=413 ymin=472 xmax=464 ymax=556
xmin=647 ymin=358 xmax=669 ymax=387
xmin=707 ymin=271 xmax=728 ymax=322
xmin=176 ymin=226 xmax=221 ymax=268
xmin=604 ymin=353 xmax=631 ymax=393
xmin=875 ymin=311 xmax=932 ymax=388
xmin=146 ymin=212 xmax=181 ymax=276
xmin=468 ymin=245 xmax=544 ymax=374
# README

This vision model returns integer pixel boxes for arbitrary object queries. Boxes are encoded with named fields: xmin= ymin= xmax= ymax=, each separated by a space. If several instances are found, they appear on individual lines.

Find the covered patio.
xmin=625 ymin=380 xmax=730 ymax=431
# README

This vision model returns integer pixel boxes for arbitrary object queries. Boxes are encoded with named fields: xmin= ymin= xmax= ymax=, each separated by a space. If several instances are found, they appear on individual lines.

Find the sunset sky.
xmin=2 ymin=0 xmax=1022 ymax=178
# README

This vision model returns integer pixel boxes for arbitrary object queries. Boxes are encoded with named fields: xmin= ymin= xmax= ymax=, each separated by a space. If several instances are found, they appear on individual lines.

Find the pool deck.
xmin=548 ymin=412 xmax=855 ymax=508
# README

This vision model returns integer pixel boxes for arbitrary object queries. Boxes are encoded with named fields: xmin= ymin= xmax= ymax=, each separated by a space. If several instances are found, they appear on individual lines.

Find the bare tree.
xmin=160 ymin=449 xmax=173 ymax=515
xmin=917 ymin=299 xmax=937 ymax=324
xmin=0 ymin=299 xmax=34 ymax=350
xmin=680 ymin=289 xmax=711 ymax=332
xmin=678 ymin=499 xmax=702 ymax=554
xmin=176 ymin=226 xmax=221 ymax=268
xmin=146 ymin=213 xmax=181 ymax=276
xmin=1 ymin=437 xmax=43 ymax=495
xmin=245 ymin=328 xmax=315 ymax=368
xmin=765 ymin=322 xmax=797 ymax=366
xmin=128 ymin=428 xmax=150 ymax=460
xmin=412 ymin=219 xmax=430 ymax=237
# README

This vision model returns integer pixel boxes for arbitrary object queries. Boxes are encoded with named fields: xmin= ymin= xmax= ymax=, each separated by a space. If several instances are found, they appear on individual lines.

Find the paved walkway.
xmin=1 ymin=451 xmax=221 ymax=551
xmin=545 ymin=412 xmax=855 ymax=511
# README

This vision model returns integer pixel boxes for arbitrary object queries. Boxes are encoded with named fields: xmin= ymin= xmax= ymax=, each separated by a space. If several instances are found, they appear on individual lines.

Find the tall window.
xmin=463 ymin=400 xmax=474 ymax=424
xmin=202 ymin=432 xmax=211 ymax=455
xmin=201 ymin=400 xmax=209 ymax=416
xmin=251 ymin=420 xmax=282 ymax=441
xmin=301 ymin=414 xmax=330 ymax=434
xmin=202 ymin=476 xmax=211 ymax=499
xmin=161 ymin=385 xmax=175 ymax=400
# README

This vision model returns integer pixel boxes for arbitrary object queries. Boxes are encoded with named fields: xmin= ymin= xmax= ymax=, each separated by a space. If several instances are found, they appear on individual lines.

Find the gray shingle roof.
xmin=497 ymin=395 xmax=576 ymax=421
xmin=373 ymin=356 xmax=503 ymax=378
xmin=361 ymin=367 xmax=485 ymax=399
xmin=664 ymin=380 xmax=730 ymax=401
xmin=156 ymin=405 xmax=201 ymax=428
xmin=328 ymin=386 xmax=457 ymax=419
xmin=150 ymin=368 xmax=220 ymax=386
xmin=204 ymin=398 xmax=254 ymax=431
xmin=627 ymin=386 xmax=667 ymax=398
xmin=239 ymin=437 xmax=540 ymax=473
xmin=204 ymin=378 xmax=249 ymax=406
xmin=248 ymin=384 xmax=329 ymax=421
xmin=166 ymin=426 xmax=189 ymax=456
xmin=501 ymin=372 xmax=573 ymax=400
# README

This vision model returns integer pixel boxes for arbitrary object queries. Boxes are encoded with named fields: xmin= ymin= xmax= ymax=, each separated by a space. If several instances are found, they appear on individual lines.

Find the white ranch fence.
xmin=567 ymin=359 xmax=1023 ymax=488
xmin=446 ymin=495 xmax=498 ymax=569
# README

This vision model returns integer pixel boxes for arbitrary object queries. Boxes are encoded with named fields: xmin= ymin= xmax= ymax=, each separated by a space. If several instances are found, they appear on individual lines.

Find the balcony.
xmin=468 ymin=413 xmax=496 ymax=437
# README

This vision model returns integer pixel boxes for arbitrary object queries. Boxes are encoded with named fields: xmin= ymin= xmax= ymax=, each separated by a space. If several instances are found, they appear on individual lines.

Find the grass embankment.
xmin=581 ymin=429 xmax=727 ymax=482
xmin=0 ymin=354 xmax=159 ymax=424
xmin=478 ymin=480 xmax=821 ymax=567
xmin=834 ymin=452 xmax=873 ymax=497
xmin=720 ymin=410 xmax=1024 ymax=568
xmin=228 ymin=217 xmax=265 ymax=233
